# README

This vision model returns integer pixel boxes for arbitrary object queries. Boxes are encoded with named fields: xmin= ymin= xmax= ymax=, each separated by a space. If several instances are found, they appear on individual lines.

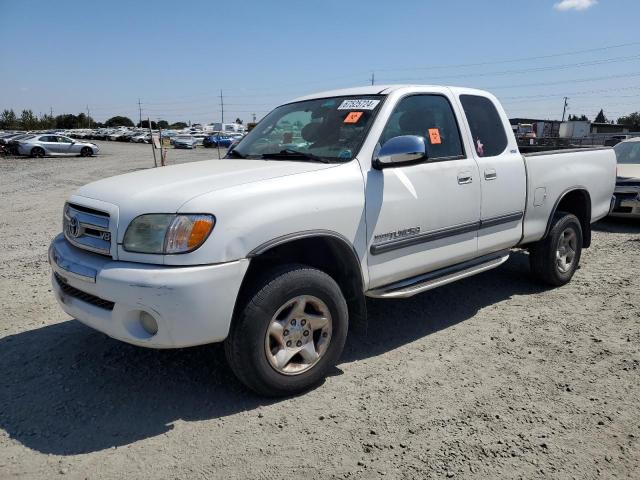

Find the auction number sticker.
xmin=338 ymin=99 xmax=380 ymax=110
xmin=428 ymin=128 xmax=442 ymax=145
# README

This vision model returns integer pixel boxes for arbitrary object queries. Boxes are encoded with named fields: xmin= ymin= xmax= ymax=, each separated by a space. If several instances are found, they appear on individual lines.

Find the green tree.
xmin=0 ymin=109 xmax=17 ymax=129
xmin=157 ymin=120 xmax=169 ymax=129
xmin=105 ymin=116 xmax=134 ymax=127
xmin=55 ymin=114 xmax=78 ymax=129
xmin=568 ymin=114 xmax=588 ymax=121
xmin=39 ymin=113 xmax=55 ymax=129
xmin=617 ymin=112 xmax=640 ymax=131
xmin=169 ymin=121 xmax=188 ymax=129
xmin=19 ymin=109 xmax=39 ymax=130
xmin=137 ymin=120 xmax=157 ymax=129
xmin=235 ymin=117 xmax=243 ymax=125
xmin=594 ymin=109 xmax=607 ymax=124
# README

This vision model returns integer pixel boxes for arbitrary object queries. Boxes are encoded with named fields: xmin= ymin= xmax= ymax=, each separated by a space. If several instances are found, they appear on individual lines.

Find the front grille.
xmin=63 ymin=203 xmax=112 ymax=256
xmin=54 ymin=273 xmax=115 ymax=310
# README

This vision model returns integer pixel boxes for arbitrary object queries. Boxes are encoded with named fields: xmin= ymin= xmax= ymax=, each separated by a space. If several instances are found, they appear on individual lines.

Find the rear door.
xmin=456 ymin=93 xmax=526 ymax=255
xmin=366 ymin=92 xmax=481 ymax=288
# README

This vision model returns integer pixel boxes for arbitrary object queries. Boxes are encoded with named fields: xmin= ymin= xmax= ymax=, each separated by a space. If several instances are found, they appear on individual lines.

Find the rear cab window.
xmin=459 ymin=95 xmax=508 ymax=158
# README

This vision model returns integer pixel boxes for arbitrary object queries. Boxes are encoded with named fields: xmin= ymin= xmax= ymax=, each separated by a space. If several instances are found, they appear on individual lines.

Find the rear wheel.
xmin=80 ymin=147 xmax=92 ymax=157
xmin=530 ymin=212 xmax=583 ymax=286
xmin=30 ymin=147 xmax=45 ymax=158
xmin=225 ymin=265 xmax=348 ymax=397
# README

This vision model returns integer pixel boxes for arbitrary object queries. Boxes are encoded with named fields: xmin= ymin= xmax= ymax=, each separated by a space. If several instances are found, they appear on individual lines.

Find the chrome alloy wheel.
xmin=265 ymin=295 xmax=332 ymax=375
xmin=556 ymin=227 xmax=577 ymax=273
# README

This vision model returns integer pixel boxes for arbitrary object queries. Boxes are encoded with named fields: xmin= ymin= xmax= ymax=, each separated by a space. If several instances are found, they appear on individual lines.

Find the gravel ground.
xmin=0 ymin=142 xmax=639 ymax=479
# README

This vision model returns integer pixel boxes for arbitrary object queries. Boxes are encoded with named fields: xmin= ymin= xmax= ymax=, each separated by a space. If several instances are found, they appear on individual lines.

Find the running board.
xmin=366 ymin=250 xmax=510 ymax=299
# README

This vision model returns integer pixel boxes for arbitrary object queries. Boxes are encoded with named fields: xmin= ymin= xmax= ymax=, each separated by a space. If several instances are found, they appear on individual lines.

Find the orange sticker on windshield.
xmin=428 ymin=128 xmax=442 ymax=144
xmin=344 ymin=111 xmax=363 ymax=124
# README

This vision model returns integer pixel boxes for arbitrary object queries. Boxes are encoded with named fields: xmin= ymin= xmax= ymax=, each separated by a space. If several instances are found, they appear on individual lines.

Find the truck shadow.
xmin=592 ymin=217 xmax=640 ymax=235
xmin=0 ymin=252 xmax=545 ymax=455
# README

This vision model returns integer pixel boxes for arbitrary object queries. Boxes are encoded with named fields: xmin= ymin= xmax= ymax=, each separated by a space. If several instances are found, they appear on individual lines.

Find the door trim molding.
xmin=369 ymin=211 xmax=523 ymax=255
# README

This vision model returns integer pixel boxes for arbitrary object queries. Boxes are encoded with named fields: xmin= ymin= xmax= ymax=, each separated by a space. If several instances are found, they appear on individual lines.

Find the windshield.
xmin=614 ymin=140 xmax=640 ymax=164
xmin=232 ymin=95 xmax=384 ymax=162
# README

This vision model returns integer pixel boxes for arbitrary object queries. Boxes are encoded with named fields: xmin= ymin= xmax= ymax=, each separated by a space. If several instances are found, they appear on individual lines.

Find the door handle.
xmin=484 ymin=169 xmax=497 ymax=180
xmin=457 ymin=172 xmax=473 ymax=185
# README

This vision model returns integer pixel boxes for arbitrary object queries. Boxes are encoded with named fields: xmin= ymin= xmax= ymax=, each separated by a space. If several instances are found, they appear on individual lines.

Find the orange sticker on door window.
xmin=428 ymin=128 xmax=442 ymax=144
xmin=344 ymin=111 xmax=364 ymax=124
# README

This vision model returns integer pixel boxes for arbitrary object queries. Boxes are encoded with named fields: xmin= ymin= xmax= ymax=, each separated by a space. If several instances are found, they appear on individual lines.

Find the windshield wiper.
xmin=261 ymin=149 xmax=331 ymax=163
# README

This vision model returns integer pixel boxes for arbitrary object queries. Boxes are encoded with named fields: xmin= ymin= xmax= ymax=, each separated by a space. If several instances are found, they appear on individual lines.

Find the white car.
xmin=18 ymin=134 xmax=99 ymax=157
xmin=610 ymin=137 xmax=640 ymax=218
xmin=173 ymin=135 xmax=198 ymax=149
xmin=49 ymin=85 xmax=615 ymax=396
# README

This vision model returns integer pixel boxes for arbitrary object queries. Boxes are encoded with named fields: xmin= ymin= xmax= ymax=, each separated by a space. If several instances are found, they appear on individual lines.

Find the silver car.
xmin=173 ymin=135 xmax=198 ymax=149
xmin=17 ymin=134 xmax=100 ymax=158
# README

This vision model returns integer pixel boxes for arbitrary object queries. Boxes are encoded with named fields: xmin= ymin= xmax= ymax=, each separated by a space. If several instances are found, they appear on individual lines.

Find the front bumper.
xmin=610 ymin=186 xmax=640 ymax=218
xmin=49 ymin=234 xmax=249 ymax=348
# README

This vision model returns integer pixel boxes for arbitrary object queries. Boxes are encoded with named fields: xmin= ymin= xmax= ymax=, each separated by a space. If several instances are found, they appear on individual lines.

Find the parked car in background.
xmin=604 ymin=135 xmax=632 ymax=147
xmin=17 ymin=134 xmax=99 ymax=157
xmin=6 ymin=134 xmax=37 ymax=154
xmin=191 ymin=133 xmax=207 ymax=145
xmin=173 ymin=135 xmax=198 ymax=149
xmin=203 ymin=134 xmax=233 ymax=148
xmin=0 ymin=132 xmax=26 ymax=145
xmin=610 ymin=137 xmax=640 ymax=218
xmin=131 ymin=133 xmax=151 ymax=143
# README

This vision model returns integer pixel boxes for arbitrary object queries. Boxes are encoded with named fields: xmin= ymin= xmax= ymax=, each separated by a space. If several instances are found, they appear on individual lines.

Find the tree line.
xmin=0 ymin=109 xmax=189 ymax=131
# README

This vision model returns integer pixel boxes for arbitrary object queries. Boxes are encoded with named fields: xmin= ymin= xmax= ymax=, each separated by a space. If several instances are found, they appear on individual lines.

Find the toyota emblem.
xmin=68 ymin=216 xmax=80 ymax=238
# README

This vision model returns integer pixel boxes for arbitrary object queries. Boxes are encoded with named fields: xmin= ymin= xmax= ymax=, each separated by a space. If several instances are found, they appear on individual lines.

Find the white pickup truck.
xmin=49 ymin=85 xmax=616 ymax=396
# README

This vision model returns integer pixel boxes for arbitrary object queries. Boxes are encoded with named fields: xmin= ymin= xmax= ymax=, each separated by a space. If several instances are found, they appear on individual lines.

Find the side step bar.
xmin=366 ymin=250 xmax=510 ymax=299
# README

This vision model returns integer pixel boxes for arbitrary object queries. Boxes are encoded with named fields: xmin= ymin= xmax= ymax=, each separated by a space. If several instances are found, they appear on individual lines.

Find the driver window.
xmin=380 ymin=95 xmax=464 ymax=160
xmin=57 ymin=136 xmax=72 ymax=143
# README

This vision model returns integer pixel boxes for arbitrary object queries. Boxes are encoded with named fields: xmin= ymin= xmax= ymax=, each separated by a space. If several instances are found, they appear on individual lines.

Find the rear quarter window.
xmin=460 ymin=95 xmax=508 ymax=158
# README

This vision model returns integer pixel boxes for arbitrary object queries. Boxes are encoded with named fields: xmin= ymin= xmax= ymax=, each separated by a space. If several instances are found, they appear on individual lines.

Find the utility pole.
xmin=220 ymin=90 xmax=224 ymax=124
xmin=86 ymin=105 xmax=91 ymax=128
xmin=370 ymin=71 xmax=375 ymax=86
xmin=138 ymin=98 xmax=143 ymax=127
xmin=561 ymin=97 xmax=569 ymax=122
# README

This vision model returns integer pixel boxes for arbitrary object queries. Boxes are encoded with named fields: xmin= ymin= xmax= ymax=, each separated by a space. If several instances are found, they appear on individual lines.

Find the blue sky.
xmin=1 ymin=0 xmax=638 ymax=124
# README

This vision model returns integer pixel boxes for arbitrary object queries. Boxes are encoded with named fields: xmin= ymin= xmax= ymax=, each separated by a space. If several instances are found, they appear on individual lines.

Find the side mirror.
xmin=373 ymin=135 xmax=426 ymax=169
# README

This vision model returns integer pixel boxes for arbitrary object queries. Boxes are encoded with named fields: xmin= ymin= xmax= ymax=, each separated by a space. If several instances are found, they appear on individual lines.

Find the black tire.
xmin=225 ymin=264 xmax=349 ymax=397
xmin=80 ymin=147 xmax=92 ymax=157
xmin=530 ymin=212 xmax=583 ymax=286
xmin=30 ymin=147 xmax=45 ymax=158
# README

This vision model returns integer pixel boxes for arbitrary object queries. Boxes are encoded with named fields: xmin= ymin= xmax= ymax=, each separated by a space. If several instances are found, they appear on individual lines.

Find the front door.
xmin=366 ymin=93 xmax=481 ymax=289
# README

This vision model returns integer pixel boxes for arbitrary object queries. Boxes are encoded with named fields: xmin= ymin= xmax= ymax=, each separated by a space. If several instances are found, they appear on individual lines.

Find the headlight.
xmin=123 ymin=214 xmax=215 ymax=254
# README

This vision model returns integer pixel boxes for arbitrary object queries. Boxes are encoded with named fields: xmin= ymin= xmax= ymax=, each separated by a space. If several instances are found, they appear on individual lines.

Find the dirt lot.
xmin=0 ymin=141 xmax=638 ymax=479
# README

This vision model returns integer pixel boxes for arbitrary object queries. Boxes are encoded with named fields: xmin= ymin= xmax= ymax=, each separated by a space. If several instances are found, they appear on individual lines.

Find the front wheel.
xmin=530 ymin=212 xmax=583 ymax=286
xmin=225 ymin=265 xmax=348 ymax=396
xmin=80 ymin=147 xmax=92 ymax=157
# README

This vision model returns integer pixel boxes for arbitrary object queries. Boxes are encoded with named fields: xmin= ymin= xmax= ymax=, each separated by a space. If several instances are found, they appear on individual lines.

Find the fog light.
xmin=140 ymin=311 xmax=158 ymax=336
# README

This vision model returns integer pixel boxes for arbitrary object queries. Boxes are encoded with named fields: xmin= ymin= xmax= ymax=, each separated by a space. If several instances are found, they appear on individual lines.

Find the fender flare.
xmin=543 ymin=187 xmax=592 ymax=247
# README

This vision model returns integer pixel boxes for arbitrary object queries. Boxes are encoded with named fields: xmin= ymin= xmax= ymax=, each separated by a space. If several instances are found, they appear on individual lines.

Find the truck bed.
xmin=520 ymin=147 xmax=616 ymax=245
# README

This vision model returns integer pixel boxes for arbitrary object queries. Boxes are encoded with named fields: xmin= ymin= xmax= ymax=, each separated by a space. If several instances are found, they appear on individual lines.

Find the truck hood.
xmin=617 ymin=163 xmax=640 ymax=181
xmin=74 ymin=159 xmax=337 ymax=213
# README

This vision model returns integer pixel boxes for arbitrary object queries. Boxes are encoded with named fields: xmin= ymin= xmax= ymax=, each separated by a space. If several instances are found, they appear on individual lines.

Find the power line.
xmin=374 ymin=41 xmax=640 ymax=73
xmin=377 ymin=54 xmax=640 ymax=83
